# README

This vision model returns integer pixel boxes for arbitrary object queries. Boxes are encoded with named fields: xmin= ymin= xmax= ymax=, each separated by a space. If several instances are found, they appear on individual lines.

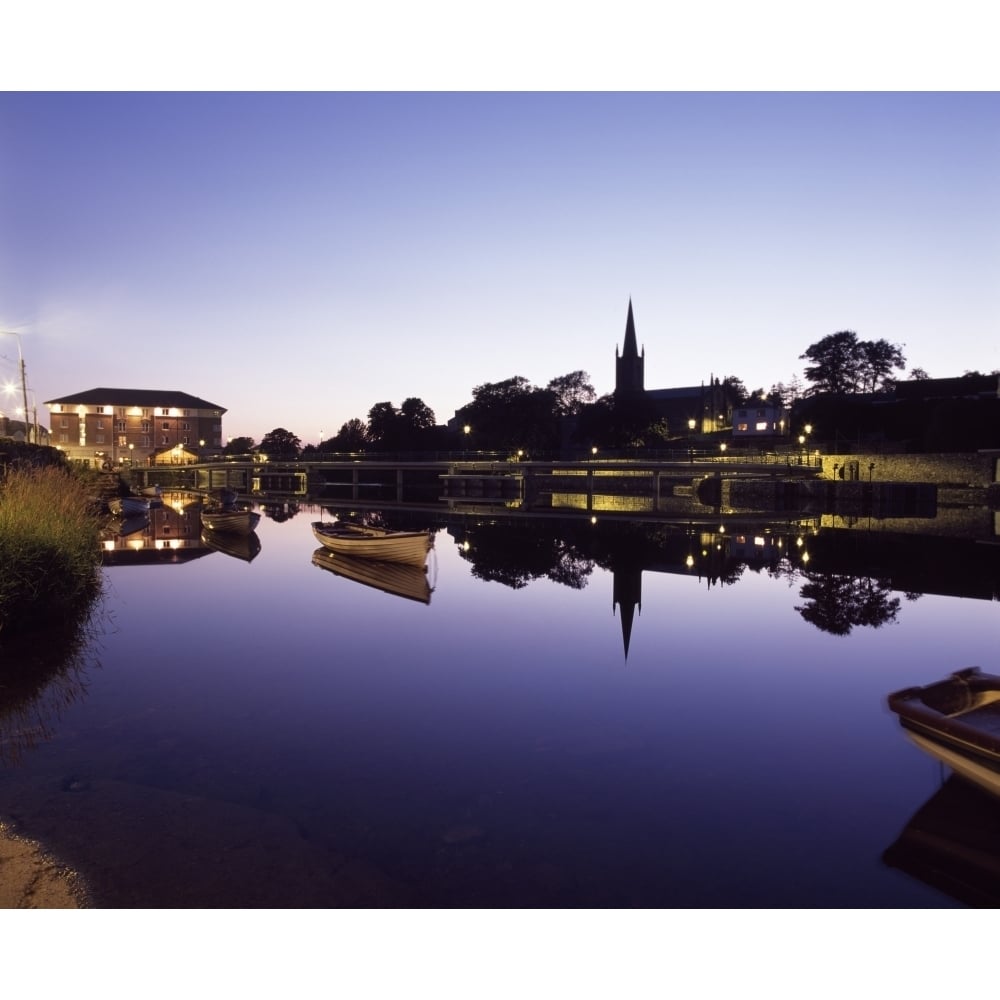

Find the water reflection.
xmin=0 ymin=602 xmax=105 ymax=766
xmin=202 ymin=528 xmax=262 ymax=563
xmin=10 ymin=496 xmax=998 ymax=907
xmin=442 ymin=514 xmax=1000 ymax=648
xmin=884 ymin=776 xmax=1000 ymax=908
xmin=312 ymin=548 xmax=433 ymax=604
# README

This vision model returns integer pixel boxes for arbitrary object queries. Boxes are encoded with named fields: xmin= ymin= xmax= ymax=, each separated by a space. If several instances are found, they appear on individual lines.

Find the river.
xmin=1 ymin=497 xmax=998 ymax=907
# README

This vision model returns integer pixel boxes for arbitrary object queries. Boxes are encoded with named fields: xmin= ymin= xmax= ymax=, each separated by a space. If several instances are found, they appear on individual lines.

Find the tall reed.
xmin=0 ymin=465 xmax=104 ymax=635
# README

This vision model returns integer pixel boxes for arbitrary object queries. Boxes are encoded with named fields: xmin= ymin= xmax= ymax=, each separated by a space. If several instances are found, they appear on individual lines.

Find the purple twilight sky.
xmin=1 ymin=90 xmax=997 ymax=444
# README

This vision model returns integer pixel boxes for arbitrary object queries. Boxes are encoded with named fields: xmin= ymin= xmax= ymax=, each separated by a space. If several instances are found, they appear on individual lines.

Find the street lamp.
xmin=0 ymin=331 xmax=31 ymax=444
xmin=463 ymin=424 xmax=471 ymax=460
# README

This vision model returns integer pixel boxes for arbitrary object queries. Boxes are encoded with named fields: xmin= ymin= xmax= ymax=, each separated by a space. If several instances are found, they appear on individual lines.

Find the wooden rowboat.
xmin=311 ymin=521 xmax=433 ymax=567
xmin=109 ymin=495 xmax=151 ymax=517
xmin=888 ymin=667 xmax=1000 ymax=800
xmin=202 ymin=528 xmax=262 ymax=562
xmin=201 ymin=508 xmax=261 ymax=535
xmin=312 ymin=548 xmax=432 ymax=604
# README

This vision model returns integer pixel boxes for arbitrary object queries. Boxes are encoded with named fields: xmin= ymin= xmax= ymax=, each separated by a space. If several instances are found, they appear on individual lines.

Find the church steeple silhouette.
xmin=612 ymin=564 xmax=642 ymax=660
xmin=615 ymin=298 xmax=645 ymax=398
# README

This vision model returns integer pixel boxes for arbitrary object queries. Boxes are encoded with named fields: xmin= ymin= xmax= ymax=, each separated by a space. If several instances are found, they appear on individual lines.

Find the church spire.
xmin=622 ymin=298 xmax=639 ymax=359
xmin=615 ymin=297 xmax=645 ymax=397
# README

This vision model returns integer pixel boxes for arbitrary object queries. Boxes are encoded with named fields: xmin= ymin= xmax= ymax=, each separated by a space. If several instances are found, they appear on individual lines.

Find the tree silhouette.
xmin=547 ymin=370 xmax=596 ymax=416
xmin=800 ymin=330 xmax=906 ymax=395
xmin=258 ymin=428 xmax=301 ymax=458
xmin=331 ymin=418 xmax=367 ymax=451
xmin=223 ymin=435 xmax=256 ymax=456
xmin=794 ymin=572 xmax=901 ymax=635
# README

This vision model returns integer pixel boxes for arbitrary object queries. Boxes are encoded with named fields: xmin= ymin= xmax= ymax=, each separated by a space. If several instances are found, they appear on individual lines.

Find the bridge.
xmin=128 ymin=453 xmax=824 ymax=516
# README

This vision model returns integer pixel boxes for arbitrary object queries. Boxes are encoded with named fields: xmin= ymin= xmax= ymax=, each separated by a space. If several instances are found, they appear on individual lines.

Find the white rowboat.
xmin=311 ymin=521 xmax=432 ymax=567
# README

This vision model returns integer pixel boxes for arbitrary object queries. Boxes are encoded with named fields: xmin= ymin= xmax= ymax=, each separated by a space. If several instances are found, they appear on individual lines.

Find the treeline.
xmin=224 ymin=328 xmax=997 ymax=457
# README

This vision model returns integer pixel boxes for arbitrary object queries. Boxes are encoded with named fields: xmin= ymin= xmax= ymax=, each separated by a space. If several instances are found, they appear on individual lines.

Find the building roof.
xmin=43 ymin=388 xmax=226 ymax=412
xmin=646 ymin=386 xmax=705 ymax=401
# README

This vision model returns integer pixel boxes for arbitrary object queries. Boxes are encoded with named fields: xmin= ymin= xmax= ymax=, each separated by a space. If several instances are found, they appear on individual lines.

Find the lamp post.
xmin=0 ymin=331 xmax=31 ymax=444
xmin=463 ymin=424 xmax=470 ymax=461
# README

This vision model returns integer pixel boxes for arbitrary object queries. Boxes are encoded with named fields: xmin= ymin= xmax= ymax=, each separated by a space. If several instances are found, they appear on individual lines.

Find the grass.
xmin=0 ymin=465 xmax=105 ymax=636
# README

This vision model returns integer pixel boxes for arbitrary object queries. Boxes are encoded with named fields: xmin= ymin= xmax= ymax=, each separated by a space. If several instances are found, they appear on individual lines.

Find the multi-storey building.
xmin=43 ymin=388 xmax=226 ymax=468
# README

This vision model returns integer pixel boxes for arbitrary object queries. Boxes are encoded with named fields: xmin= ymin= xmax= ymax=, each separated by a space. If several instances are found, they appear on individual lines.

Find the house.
xmin=731 ymin=399 xmax=790 ymax=442
xmin=0 ymin=416 xmax=49 ymax=446
xmin=43 ymin=388 xmax=226 ymax=468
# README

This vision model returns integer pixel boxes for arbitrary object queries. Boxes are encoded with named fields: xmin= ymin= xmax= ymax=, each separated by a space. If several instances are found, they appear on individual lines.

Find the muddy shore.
xmin=0 ymin=823 xmax=87 ymax=908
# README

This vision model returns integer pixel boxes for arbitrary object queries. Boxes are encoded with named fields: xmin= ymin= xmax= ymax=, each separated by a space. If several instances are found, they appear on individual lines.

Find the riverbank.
xmin=0 ymin=822 xmax=87 ymax=907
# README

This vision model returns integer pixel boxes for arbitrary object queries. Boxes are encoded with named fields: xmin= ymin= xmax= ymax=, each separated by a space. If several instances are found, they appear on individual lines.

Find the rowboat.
xmin=311 ymin=521 xmax=433 ymax=567
xmin=887 ymin=667 xmax=1000 ymax=799
xmin=208 ymin=486 xmax=239 ymax=505
xmin=109 ymin=495 xmax=151 ymax=517
xmin=201 ymin=508 xmax=261 ymax=535
xmin=311 ymin=548 xmax=432 ymax=604
xmin=202 ymin=528 xmax=261 ymax=562
xmin=883 ymin=776 xmax=1000 ymax=907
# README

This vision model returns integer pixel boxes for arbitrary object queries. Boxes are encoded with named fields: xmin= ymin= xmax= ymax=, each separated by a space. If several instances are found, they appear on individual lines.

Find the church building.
xmin=614 ymin=299 xmax=734 ymax=436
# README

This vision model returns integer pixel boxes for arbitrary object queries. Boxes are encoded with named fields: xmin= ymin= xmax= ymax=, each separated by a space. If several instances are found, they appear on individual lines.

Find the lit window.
xmin=755 ymin=421 xmax=769 ymax=431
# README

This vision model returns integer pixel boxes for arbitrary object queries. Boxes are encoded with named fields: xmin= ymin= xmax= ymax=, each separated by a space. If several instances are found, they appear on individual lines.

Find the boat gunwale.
xmin=889 ymin=667 xmax=1000 ymax=760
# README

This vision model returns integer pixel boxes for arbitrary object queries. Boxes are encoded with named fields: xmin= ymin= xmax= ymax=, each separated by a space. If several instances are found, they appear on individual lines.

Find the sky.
xmin=1 ymin=92 xmax=998 ymax=446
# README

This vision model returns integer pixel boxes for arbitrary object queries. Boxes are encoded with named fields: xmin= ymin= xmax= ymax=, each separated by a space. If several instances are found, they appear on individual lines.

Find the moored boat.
xmin=109 ymin=495 xmax=151 ymax=517
xmin=208 ymin=486 xmax=239 ymax=505
xmin=311 ymin=520 xmax=433 ymax=567
xmin=888 ymin=667 xmax=1000 ymax=799
xmin=311 ymin=548 xmax=432 ymax=604
xmin=201 ymin=508 xmax=261 ymax=535
xmin=202 ymin=528 xmax=262 ymax=562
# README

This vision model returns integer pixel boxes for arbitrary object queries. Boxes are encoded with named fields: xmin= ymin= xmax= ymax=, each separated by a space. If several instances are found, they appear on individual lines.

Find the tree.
xmin=223 ymin=435 xmax=256 ymax=456
xmin=547 ymin=370 xmax=596 ymax=416
xmin=366 ymin=402 xmax=399 ymax=450
xmin=721 ymin=376 xmax=749 ymax=407
xmin=800 ymin=331 xmax=906 ymax=395
xmin=258 ymin=427 xmax=301 ymax=458
xmin=858 ymin=339 xmax=906 ymax=394
xmin=399 ymin=397 xmax=436 ymax=432
xmin=457 ymin=376 xmax=561 ymax=452
xmin=800 ymin=331 xmax=864 ymax=395
xmin=332 ymin=418 xmax=367 ymax=451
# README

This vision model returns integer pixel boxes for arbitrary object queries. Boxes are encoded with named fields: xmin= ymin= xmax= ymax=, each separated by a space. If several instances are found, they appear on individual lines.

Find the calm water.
xmin=2 ymin=501 xmax=999 ymax=907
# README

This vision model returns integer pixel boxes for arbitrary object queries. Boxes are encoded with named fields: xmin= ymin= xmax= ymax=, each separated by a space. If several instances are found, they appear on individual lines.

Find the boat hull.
xmin=110 ymin=496 xmax=151 ymax=517
xmin=888 ymin=667 xmax=1000 ymax=800
xmin=311 ymin=522 xmax=432 ymax=567
xmin=202 ymin=528 xmax=261 ymax=562
xmin=200 ymin=510 xmax=261 ymax=535
xmin=312 ymin=548 xmax=432 ymax=604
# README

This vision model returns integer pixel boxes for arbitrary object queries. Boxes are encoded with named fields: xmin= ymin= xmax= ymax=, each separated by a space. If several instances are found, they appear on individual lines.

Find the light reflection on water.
xmin=1 ymin=507 xmax=998 ymax=907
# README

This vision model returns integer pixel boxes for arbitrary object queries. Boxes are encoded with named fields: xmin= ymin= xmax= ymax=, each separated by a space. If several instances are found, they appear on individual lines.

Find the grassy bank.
xmin=0 ymin=465 xmax=105 ymax=636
